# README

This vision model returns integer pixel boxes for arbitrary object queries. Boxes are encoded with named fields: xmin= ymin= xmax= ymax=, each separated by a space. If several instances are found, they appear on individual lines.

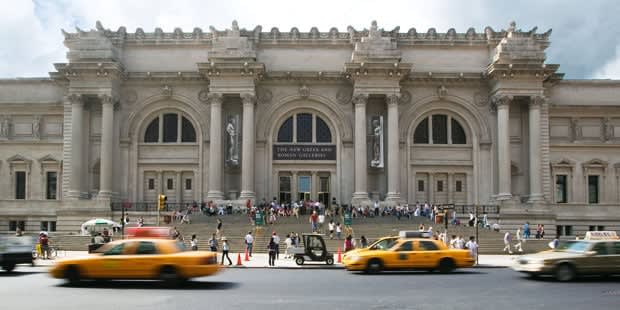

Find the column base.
xmin=206 ymin=191 xmax=225 ymax=201
xmin=527 ymin=193 xmax=544 ymax=203
xmin=238 ymin=191 xmax=255 ymax=201
xmin=495 ymin=193 xmax=513 ymax=201
xmin=97 ymin=190 xmax=113 ymax=201
xmin=385 ymin=192 xmax=401 ymax=203
xmin=351 ymin=192 xmax=371 ymax=206
xmin=65 ymin=190 xmax=82 ymax=200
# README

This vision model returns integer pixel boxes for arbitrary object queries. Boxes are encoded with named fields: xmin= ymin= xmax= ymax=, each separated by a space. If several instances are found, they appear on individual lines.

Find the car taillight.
xmin=202 ymin=255 xmax=217 ymax=265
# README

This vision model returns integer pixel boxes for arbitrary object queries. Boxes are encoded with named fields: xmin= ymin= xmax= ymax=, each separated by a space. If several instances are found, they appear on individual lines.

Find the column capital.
xmin=386 ymin=93 xmax=400 ymax=106
xmin=241 ymin=93 xmax=257 ymax=105
xmin=207 ymin=93 xmax=224 ymax=105
xmin=65 ymin=94 xmax=83 ymax=105
xmin=529 ymin=95 xmax=546 ymax=108
xmin=352 ymin=93 xmax=369 ymax=106
xmin=491 ymin=94 xmax=511 ymax=109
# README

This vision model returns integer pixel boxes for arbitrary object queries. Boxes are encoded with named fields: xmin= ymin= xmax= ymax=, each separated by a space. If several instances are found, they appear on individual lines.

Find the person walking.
xmin=272 ymin=231 xmax=281 ymax=260
xmin=328 ymin=220 xmax=335 ymax=239
xmin=514 ymin=228 xmax=524 ymax=253
xmin=523 ymin=222 xmax=530 ymax=239
xmin=344 ymin=235 xmax=354 ymax=252
xmin=336 ymin=222 xmax=342 ymax=240
xmin=465 ymin=236 xmax=479 ymax=264
xmin=216 ymin=218 xmax=223 ymax=237
xmin=209 ymin=233 xmax=218 ymax=252
xmin=267 ymin=237 xmax=277 ymax=267
xmin=191 ymin=234 xmax=198 ymax=251
xmin=221 ymin=237 xmax=232 ymax=265
xmin=284 ymin=234 xmax=293 ymax=259
xmin=503 ymin=231 xmax=514 ymax=254
xmin=245 ymin=231 xmax=254 ymax=257
xmin=360 ymin=235 xmax=368 ymax=248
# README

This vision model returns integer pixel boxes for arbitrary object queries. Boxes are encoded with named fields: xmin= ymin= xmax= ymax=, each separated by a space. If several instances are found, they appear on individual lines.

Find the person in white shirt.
xmin=244 ymin=231 xmax=254 ymax=257
xmin=514 ymin=228 xmax=524 ymax=253
xmin=284 ymin=234 xmax=293 ymax=259
xmin=318 ymin=213 xmax=325 ymax=233
xmin=328 ymin=220 xmax=335 ymax=239
xmin=455 ymin=235 xmax=465 ymax=249
xmin=272 ymin=231 xmax=281 ymax=259
xmin=449 ymin=235 xmax=457 ymax=249
xmin=503 ymin=231 xmax=513 ymax=254
xmin=465 ymin=236 xmax=478 ymax=263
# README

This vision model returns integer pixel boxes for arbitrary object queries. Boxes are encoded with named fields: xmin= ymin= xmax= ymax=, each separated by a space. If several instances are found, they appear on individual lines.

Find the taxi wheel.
xmin=438 ymin=258 xmax=455 ymax=274
xmin=295 ymin=257 xmax=304 ymax=265
xmin=325 ymin=257 xmax=334 ymax=265
xmin=366 ymin=259 xmax=383 ymax=274
xmin=64 ymin=266 xmax=81 ymax=286
xmin=2 ymin=263 xmax=16 ymax=272
xmin=159 ymin=266 xmax=182 ymax=286
xmin=555 ymin=263 xmax=576 ymax=282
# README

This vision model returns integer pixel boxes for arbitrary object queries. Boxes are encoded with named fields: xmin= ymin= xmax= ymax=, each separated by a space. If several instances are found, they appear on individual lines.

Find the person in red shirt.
xmin=309 ymin=211 xmax=318 ymax=232
xmin=38 ymin=233 xmax=50 ymax=259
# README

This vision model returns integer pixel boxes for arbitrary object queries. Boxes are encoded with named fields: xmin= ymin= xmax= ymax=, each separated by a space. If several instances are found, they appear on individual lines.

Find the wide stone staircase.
xmin=47 ymin=213 xmax=552 ymax=255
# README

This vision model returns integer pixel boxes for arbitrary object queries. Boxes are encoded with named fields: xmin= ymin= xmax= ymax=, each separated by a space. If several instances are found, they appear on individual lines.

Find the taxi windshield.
xmin=555 ymin=241 xmax=590 ymax=253
xmin=369 ymin=238 xmax=397 ymax=250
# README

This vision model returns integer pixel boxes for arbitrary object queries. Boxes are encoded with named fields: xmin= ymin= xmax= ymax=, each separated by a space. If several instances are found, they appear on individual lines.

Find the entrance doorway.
xmin=298 ymin=175 xmax=311 ymax=202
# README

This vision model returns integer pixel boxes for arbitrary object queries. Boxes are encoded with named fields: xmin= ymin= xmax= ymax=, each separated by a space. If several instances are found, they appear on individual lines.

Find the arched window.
xmin=276 ymin=113 xmax=332 ymax=143
xmin=414 ymin=114 xmax=466 ymax=145
xmin=143 ymin=113 xmax=197 ymax=143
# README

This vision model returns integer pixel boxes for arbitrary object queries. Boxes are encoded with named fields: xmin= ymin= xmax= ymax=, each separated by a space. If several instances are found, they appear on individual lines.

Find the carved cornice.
xmin=50 ymin=62 xmax=125 ymax=82
xmin=344 ymin=62 xmax=412 ymax=81
xmin=65 ymin=94 xmax=83 ymax=105
xmin=197 ymin=61 xmax=265 ymax=80
xmin=530 ymin=95 xmax=546 ymax=107
xmin=63 ymin=21 xmax=552 ymax=48
xmin=491 ymin=94 xmax=511 ymax=110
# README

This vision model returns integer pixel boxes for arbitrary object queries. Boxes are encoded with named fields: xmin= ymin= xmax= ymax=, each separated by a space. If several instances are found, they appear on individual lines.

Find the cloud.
xmin=0 ymin=0 xmax=619 ymax=79
xmin=592 ymin=45 xmax=620 ymax=79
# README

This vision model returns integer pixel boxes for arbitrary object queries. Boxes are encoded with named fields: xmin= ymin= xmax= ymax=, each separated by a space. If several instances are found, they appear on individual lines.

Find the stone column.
xmin=448 ymin=173 xmax=454 ymax=204
xmin=528 ymin=96 xmax=544 ymax=202
xmin=494 ymin=95 xmax=512 ymax=200
xmin=98 ymin=95 xmax=115 ymax=200
xmin=291 ymin=171 xmax=298 ymax=202
xmin=386 ymin=94 xmax=401 ymax=202
xmin=428 ymin=173 xmax=435 ymax=203
xmin=311 ymin=171 xmax=318 ymax=201
xmin=67 ymin=94 xmax=84 ymax=199
xmin=176 ymin=171 xmax=183 ymax=203
xmin=239 ymin=93 xmax=256 ymax=201
xmin=352 ymin=93 xmax=369 ymax=202
xmin=207 ymin=93 xmax=224 ymax=201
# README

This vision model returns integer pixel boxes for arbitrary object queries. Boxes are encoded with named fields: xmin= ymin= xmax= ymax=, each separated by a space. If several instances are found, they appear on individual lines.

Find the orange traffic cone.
xmin=244 ymin=248 xmax=250 ymax=261
xmin=236 ymin=253 xmax=243 ymax=266
xmin=337 ymin=247 xmax=342 ymax=263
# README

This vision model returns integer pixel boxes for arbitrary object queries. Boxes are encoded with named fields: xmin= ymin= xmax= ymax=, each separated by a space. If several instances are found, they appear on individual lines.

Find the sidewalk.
xmin=34 ymin=251 xmax=517 ymax=269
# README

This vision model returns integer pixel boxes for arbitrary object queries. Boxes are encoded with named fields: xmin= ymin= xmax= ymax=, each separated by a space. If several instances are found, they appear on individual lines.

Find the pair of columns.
xmin=206 ymin=93 xmax=256 ymax=201
xmin=66 ymin=94 xmax=115 ymax=200
xmin=495 ymin=95 xmax=544 ymax=202
xmin=352 ymin=93 xmax=400 ymax=203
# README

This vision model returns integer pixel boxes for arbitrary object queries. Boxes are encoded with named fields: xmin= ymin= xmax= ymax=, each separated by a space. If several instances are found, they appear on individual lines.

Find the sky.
xmin=0 ymin=0 xmax=619 ymax=79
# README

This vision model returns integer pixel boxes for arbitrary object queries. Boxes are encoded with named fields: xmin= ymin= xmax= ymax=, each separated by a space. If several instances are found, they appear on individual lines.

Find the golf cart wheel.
xmin=366 ymin=258 xmax=383 ymax=273
xmin=555 ymin=263 xmax=576 ymax=282
xmin=326 ymin=257 xmax=334 ymax=265
xmin=295 ymin=257 xmax=304 ymax=265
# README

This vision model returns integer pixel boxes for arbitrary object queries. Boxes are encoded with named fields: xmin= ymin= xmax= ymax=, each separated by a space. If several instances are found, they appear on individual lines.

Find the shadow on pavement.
xmin=520 ymin=275 xmax=620 ymax=283
xmin=0 ymin=271 xmax=40 ymax=277
xmin=352 ymin=270 xmax=486 ymax=276
xmin=56 ymin=280 xmax=240 ymax=290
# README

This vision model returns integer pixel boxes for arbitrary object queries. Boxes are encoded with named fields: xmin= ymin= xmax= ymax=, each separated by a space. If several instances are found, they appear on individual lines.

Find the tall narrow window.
xmin=588 ymin=175 xmax=599 ymax=204
xmin=296 ymin=113 xmax=312 ymax=143
xmin=432 ymin=115 xmax=448 ymax=144
xmin=46 ymin=171 xmax=57 ymax=200
xmin=555 ymin=175 xmax=567 ymax=203
xmin=15 ymin=171 xmax=26 ymax=199
xmin=279 ymin=176 xmax=291 ymax=203
xmin=167 ymin=178 xmax=174 ymax=190
xmin=144 ymin=118 xmax=159 ymax=142
xmin=185 ymin=179 xmax=192 ymax=190
xmin=148 ymin=179 xmax=155 ymax=190
xmin=417 ymin=180 xmax=425 ymax=192
xmin=316 ymin=117 xmax=332 ymax=143
xmin=162 ymin=114 xmax=178 ymax=142
xmin=277 ymin=117 xmax=293 ymax=142
xmin=181 ymin=117 xmax=196 ymax=142
xmin=437 ymin=180 xmax=443 ymax=192
xmin=318 ymin=176 xmax=330 ymax=204
xmin=414 ymin=118 xmax=429 ymax=144
xmin=451 ymin=118 xmax=467 ymax=144
xmin=455 ymin=180 xmax=462 ymax=192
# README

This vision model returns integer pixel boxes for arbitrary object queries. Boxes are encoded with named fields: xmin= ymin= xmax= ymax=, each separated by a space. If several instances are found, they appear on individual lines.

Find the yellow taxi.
xmin=512 ymin=231 xmax=620 ymax=281
xmin=343 ymin=232 xmax=475 ymax=273
xmin=49 ymin=238 xmax=220 ymax=285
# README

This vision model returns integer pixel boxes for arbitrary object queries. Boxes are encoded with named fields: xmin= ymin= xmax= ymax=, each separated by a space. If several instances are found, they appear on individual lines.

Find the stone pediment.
xmin=583 ymin=158 xmax=608 ymax=167
xmin=39 ymin=154 xmax=60 ymax=163
xmin=351 ymin=21 xmax=400 ymax=63
xmin=551 ymin=158 xmax=575 ymax=166
xmin=7 ymin=154 xmax=32 ymax=163
xmin=208 ymin=21 xmax=256 ymax=61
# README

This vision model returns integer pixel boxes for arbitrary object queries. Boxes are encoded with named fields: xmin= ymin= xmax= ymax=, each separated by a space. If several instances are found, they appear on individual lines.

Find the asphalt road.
xmin=1 ymin=267 xmax=619 ymax=310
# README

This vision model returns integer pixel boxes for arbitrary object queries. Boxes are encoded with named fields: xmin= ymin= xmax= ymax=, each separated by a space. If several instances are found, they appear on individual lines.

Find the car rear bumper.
xmin=1 ymin=252 xmax=33 ymax=266
xmin=180 ymin=264 xmax=221 ymax=278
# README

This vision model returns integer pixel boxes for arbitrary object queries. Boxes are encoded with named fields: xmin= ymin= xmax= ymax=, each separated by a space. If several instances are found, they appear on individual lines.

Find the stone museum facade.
xmin=0 ymin=21 xmax=619 ymax=234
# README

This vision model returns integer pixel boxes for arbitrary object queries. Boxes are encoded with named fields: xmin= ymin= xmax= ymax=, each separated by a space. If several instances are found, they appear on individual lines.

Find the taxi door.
xmin=389 ymin=240 xmax=415 ymax=269
xmin=580 ymin=242 xmax=612 ymax=275
xmin=412 ymin=240 xmax=442 ymax=268
xmin=91 ymin=242 xmax=135 ymax=278
xmin=122 ymin=241 xmax=161 ymax=278
xmin=612 ymin=242 xmax=620 ymax=274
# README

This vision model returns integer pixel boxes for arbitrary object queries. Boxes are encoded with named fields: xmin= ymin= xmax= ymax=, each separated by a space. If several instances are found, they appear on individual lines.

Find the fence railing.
xmin=439 ymin=204 xmax=500 ymax=214
xmin=111 ymin=202 xmax=199 ymax=212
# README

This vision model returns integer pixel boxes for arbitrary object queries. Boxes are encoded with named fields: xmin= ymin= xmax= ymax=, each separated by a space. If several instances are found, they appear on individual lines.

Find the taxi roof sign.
xmin=584 ymin=231 xmax=619 ymax=240
xmin=399 ymin=231 xmax=432 ymax=239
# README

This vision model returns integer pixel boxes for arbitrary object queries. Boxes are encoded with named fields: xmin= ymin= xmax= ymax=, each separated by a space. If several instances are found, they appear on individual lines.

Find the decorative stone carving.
xmin=570 ymin=118 xmax=580 ymax=142
xmin=135 ymin=27 xmax=145 ymax=39
xmin=299 ymin=85 xmax=310 ymax=98
xmin=209 ymin=20 xmax=256 ymax=60
xmin=121 ymin=89 xmax=138 ymax=105
xmin=352 ymin=93 xmax=368 ymax=106
xmin=387 ymin=94 xmax=400 ymax=106
xmin=398 ymin=90 xmax=411 ymax=105
xmin=437 ymin=85 xmax=448 ymax=99
xmin=207 ymin=93 xmax=224 ymax=105
xmin=32 ymin=115 xmax=41 ymax=139
xmin=1 ymin=116 xmax=11 ymax=138
xmin=603 ymin=117 xmax=613 ymax=142
xmin=336 ymin=87 xmax=353 ymax=105
xmin=531 ymin=95 xmax=546 ymax=107
xmin=256 ymin=88 xmax=273 ymax=105
xmin=369 ymin=115 xmax=384 ymax=168
xmin=161 ymin=85 xmax=172 ymax=97
xmin=473 ymin=91 xmax=488 ymax=107
xmin=241 ymin=93 xmax=256 ymax=105
xmin=198 ymin=88 xmax=210 ymax=103
xmin=226 ymin=115 xmax=240 ymax=167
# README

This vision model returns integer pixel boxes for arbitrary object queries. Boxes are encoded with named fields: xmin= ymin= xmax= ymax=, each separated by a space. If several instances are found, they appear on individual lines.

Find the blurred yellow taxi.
xmin=49 ymin=238 xmax=220 ymax=285
xmin=343 ymin=232 xmax=474 ymax=273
